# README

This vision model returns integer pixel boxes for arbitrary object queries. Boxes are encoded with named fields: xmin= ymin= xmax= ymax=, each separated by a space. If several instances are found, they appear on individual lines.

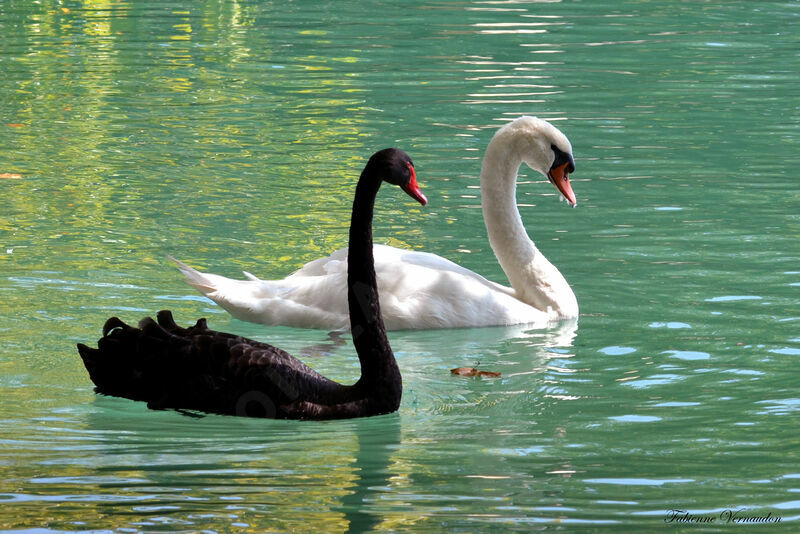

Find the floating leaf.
xmin=0 ymin=173 xmax=22 ymax=180
xmin=451 ymin=367 xmax=501 ymax=378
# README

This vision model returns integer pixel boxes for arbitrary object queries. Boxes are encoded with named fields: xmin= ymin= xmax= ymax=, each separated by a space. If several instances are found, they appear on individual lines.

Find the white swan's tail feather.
xmin=169 ymin=256 xmax=282 ymax=303
xmin=243 ymin=271 xmax=260 ymax=282
xmin=168 ymin=256 xmax=220 ymax=295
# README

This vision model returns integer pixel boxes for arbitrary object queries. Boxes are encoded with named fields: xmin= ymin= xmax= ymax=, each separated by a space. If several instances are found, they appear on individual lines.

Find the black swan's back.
xmin=77 ymin=310 xmax=341 ymax=418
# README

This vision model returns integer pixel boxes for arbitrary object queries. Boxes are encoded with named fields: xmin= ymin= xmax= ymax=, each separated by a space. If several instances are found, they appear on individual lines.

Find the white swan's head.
xmin=492 ymin=116 xmax=577 ymax=206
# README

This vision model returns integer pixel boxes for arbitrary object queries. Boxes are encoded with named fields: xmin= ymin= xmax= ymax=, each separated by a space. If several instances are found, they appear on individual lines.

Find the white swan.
xmin=173 ymin=116 xmax=579 ymax=331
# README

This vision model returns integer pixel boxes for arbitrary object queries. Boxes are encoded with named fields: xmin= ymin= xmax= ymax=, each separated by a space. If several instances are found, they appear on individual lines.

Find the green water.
xmin=2 ymin=0 xmax=799 ymax=531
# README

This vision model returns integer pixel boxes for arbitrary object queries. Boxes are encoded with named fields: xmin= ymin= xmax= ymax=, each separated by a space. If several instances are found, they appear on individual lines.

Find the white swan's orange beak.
xmin=402 ymin=164 xmax=428 ymax=206
xmin=547 ymin=162 xmax=576 ymax=207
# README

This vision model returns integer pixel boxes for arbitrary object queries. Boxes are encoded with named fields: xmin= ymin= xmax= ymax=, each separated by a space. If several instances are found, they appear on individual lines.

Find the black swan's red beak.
xmin=402 ymin=163 xmax=427 ymax=206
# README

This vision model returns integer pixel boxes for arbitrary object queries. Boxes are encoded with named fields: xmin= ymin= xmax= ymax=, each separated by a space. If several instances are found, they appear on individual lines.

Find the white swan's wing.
xmin=371 ymin=246 xmax=550 ymax=330
xmin=172 ymin=246 xmax=551 ymax=331
xmin=379 ymin=245 xmax=515 ymax=297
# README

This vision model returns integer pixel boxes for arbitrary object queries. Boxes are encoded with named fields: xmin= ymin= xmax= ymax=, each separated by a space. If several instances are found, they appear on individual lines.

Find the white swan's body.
xmin=175 ymin=116 xmax=579 ymax=331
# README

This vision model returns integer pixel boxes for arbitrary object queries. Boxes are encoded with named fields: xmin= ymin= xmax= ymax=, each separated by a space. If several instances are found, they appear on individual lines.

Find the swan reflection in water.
xmin=301 ymin=317 xmax=579 ymax=360
xmin=81 ymin=400 xmax=401 ymax=533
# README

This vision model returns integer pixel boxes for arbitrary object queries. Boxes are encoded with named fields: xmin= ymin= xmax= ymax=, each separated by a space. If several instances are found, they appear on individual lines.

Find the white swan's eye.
xmin=550 ymin=144 xmax=575 ymax=173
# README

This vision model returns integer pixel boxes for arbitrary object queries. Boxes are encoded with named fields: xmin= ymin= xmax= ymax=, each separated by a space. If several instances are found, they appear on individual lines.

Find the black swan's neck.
xmin=348 ymin=170 xmax=401 ymax=400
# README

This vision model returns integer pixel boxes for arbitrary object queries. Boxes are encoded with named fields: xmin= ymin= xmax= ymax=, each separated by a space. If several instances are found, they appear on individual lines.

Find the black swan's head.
xmin=366 ymin=148 xmax=428 ymax=206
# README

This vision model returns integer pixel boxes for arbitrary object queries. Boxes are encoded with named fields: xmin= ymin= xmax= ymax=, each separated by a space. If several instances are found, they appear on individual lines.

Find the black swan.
xmin=76 ymin=148 xmax=427 ymax=420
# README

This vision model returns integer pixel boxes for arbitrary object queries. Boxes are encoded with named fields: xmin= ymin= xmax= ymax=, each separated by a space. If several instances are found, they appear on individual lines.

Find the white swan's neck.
xmin=481 ymin=137 xmax=578 ymax=318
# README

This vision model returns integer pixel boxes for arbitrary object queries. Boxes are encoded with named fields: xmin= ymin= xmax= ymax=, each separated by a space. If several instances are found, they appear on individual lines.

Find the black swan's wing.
xmin=77 ymin=310 xmax=347 ymax=418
